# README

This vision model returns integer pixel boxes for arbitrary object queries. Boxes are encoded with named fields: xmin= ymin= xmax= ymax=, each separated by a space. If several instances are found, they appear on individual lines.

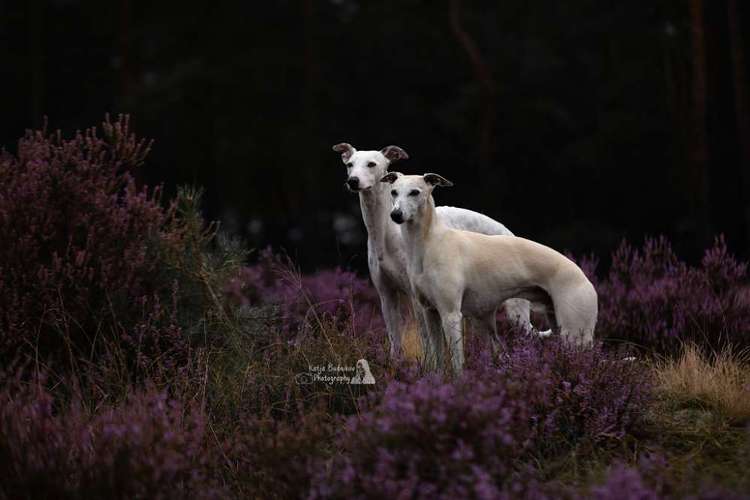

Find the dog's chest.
xmin=368 ymin=241 xmax=410 ymax=292
xmin=411 ymin=270 xmax=444 ymax=309
xmin=413 ymin=281 xmax=433 ymax=309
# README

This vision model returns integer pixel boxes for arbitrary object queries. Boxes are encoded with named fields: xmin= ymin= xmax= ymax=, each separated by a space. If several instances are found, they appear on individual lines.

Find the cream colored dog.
xmin=381 ymin=172 xmax=598 ymax=374
xmin=332 ymin=143 xmax=543 ymax=365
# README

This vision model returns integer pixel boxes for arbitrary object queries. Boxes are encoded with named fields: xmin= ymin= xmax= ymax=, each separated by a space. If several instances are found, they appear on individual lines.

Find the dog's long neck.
xmin=401 ymin=196 xmax=438 ymax=274
xmin=358 ymin=183 xmax=396 ymax=260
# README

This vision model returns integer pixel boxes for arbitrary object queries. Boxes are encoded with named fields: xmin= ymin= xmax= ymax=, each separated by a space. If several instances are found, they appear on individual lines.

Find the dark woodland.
xmin=3 ymin=0 xmax=749 ymax=270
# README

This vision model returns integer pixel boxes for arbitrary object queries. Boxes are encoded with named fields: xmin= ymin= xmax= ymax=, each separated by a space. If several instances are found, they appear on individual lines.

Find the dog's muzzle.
xmin=390 ymin=209 xmax=404 ymax=224
xmin=346 ymin=177 xmax=360 ymax=192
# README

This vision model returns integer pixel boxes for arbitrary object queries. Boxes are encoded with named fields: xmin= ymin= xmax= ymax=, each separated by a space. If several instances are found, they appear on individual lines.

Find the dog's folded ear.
xmin=380 ymin=145 xmax=409 ymax=163
xmin=380 ymin=172 xmax=401 ymax=184
xmin=332 ymin=143 xmax=356 ymax=162
xmin=423 ymin=173 xmax=454 ymax=188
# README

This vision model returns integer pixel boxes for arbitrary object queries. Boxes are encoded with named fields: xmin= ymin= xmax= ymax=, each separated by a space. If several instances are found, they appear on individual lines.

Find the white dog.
xmin=381 ymin=172 xmax=598 ymax=374
xmin=333 ymin=143 xmax=539 ymax=365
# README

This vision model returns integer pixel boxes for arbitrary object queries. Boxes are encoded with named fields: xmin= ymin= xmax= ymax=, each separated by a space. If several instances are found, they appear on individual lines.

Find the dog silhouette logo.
xmin=349 ymin=359 xmax=375 ymax=385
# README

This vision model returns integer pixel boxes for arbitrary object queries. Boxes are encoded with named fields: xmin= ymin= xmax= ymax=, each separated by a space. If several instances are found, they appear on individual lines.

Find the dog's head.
xmin=332 ymin=143 xmax=409 ymax=192
xmin=380 ymin=172 xmax=453 ymax=224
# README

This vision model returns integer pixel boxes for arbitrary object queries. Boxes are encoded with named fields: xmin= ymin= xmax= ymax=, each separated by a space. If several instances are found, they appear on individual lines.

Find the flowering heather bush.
xmin=309 ymin=374 xmax=540 ymax=499
xmin=490 ymin=333 xmax=649 ymax=451
xmin=0 ymin=369 xmax=222 ymax=499
xmin=0 ymin=116 xmax=182 ymax=365
xmin=595 ymin=236 xmax=750 ymax=352
xmin=310 ymin=331 xmax=649 ymax=499
xmin=222 ymin=409 xmax=335 ymax=499
xmin=227 ymin=249 xmax=383 ymax=336
xmin=592 ymin=466 xmax=661 ymax=500
xmin=589 ymin=453 xmax=750 ymax=500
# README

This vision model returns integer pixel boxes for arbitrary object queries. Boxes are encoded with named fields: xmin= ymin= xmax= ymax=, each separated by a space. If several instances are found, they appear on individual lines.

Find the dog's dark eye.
xmin=390 ymin=190 xmax=397 ymax=197
xmin=409 ymin=190 xmax=420 ymax=197
xmin=346 ymin=162 xmax=353 ymax=168
xmin=367 ymin=162 xmax=376 ymax=168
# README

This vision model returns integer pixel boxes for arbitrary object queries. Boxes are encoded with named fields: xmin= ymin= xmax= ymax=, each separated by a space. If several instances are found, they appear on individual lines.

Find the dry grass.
xmin=401 ymin=319 xmax=423 ymax=362
xmin=654 ymin=344 xmax=750 ymax=424
xmin=398 ymin=317 xmax=492 ymax=364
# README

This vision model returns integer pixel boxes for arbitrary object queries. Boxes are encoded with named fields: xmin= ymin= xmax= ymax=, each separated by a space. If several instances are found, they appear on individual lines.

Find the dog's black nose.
xmin=390 ymin=210 xmax=404 ymax=224
xmin=347 ymin=177 xmax=360 ymax=190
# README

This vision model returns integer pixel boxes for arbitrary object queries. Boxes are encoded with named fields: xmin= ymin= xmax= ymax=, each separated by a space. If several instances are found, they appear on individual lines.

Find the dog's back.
xmin=436 ymin=206 xmax=513 ymax=236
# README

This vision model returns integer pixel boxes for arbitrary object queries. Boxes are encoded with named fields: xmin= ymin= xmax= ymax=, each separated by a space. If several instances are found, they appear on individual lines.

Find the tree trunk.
xmin=28 ymin=0 xmax=44 ymax=128
xmin=688 ymin=0 xmax=712 ymax=242
xmin=449 ymin=0 xmax=498 ymax=178
xmin=727 ymin=0 xmax=750 ymax=250
xmin=119 ymin=0 xmax=132 ymax=101
xmin=300 ymin=0 xmax=322 ymax=213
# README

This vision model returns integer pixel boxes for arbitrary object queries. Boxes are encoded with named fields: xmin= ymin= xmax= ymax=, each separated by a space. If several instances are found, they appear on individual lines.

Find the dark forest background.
xmin=2 ymin=0 xmax=749 ymax=271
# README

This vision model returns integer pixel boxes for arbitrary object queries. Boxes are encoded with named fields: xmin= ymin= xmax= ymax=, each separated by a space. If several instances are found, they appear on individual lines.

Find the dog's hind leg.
xmin=553 ymin=283 xmax=597 ymax=347
xmin=506 ymin=296 xmax=555 ymax=338
xmin=503 ymin=298 xmax=532 ymax=333
xmin=471 ymin=310 xmax=504 ymax=354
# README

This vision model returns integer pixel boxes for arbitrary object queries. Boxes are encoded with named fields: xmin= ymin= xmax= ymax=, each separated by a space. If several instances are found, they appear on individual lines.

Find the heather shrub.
xmin=204 ymin=300 xmax=416 ymax=432
xmin=210 ymin=250 xmax=393 ymax=420
xmin=492 ymin=333 xmax=650 ymax=453
xmin=595 ymin=236 xmax=750 ymax=353
xmin=223 ymin=408 xmax=335 ymax=499
xmin=589 ymin=457 xmax=670 ymax=500
xmin=207 ymin=311 xmax=413 ymax=498
xmin=0 ymin=369 xmax=223 ymax=499
xmin=588 ymin=453 xmax=750 ymax=500
xmin=0 ymin=117 xmax=253 ymax=392
xmin=227 ymin=249 xmax=383 ymax=338
xmin=0 ymin=116 xmax=178 ymax=366
xmin=309 ymin=373 xmax=541 ymax=499
xmin=310 ymin=331 xmax=650 ymax=499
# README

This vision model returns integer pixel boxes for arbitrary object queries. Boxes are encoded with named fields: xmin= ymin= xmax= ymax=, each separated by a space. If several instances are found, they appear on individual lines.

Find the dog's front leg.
xmin=418 ymin=305 xmax=445 ymax=371
xmin=376 ymin=284 xmax=403 ymax=359
xmin=410 ymin=299 xmax=434 ymax=368
xmin=439 ymin=309 xmax=464 ymax=375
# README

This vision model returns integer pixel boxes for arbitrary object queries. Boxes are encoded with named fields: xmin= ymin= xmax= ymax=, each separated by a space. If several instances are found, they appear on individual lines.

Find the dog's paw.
xmin=536 ymin=329 xmax=553 ymax=338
